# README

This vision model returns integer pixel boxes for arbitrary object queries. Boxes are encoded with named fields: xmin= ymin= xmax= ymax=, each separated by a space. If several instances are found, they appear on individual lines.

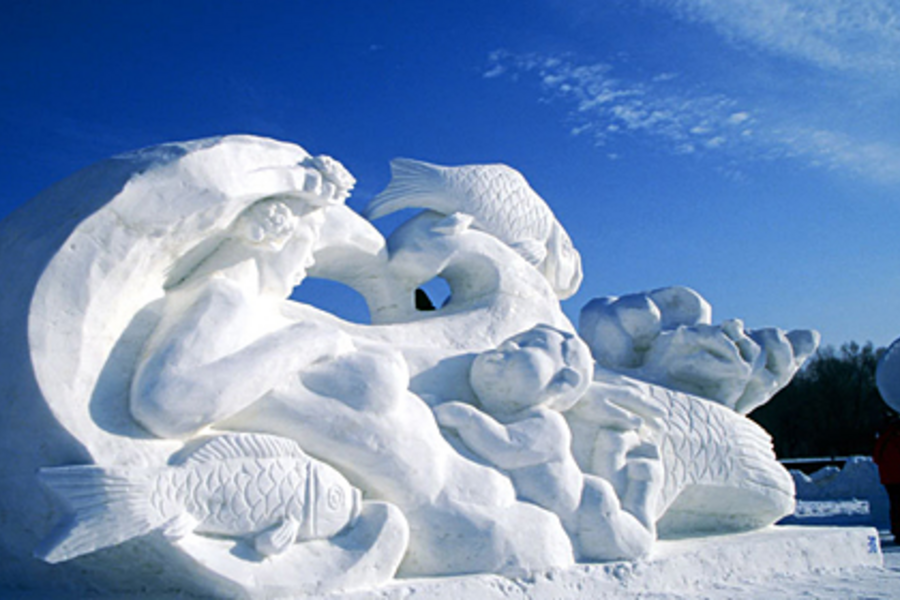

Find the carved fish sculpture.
xmin=568 ymin=374 xmax=795 ymax=536
xmin=653 ymin=386 xmax=796 ymax=534
xmin=36 ymin=433 xmax=362 ymax=563
xmin=366 ymin=159 xmax=583 ymax=299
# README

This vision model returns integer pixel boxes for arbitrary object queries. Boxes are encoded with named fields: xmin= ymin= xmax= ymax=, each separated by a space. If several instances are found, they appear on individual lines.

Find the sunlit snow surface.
xmin=2 ymin=534 xmax=897 ymax=598
xmin=687 ymin=540 xmax=900 ymax=599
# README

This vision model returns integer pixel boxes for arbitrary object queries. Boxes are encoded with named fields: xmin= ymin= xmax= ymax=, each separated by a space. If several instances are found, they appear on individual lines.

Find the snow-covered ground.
xmin=682 ymin=535 xmax=900 ymax=599
xmin=681 ymin=457 xmax=900 ymax=598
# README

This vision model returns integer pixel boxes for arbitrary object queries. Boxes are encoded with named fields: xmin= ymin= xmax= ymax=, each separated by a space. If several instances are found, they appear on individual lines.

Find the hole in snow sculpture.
xmin=416 ymin=276 xmax=451 ymax=311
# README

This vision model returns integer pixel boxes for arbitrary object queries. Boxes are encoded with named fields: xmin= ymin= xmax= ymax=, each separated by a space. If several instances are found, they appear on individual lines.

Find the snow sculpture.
xmin=366 ymin=158 xmax=583 ymax=300
xmin=0 ymin=134 xmax=816 ymax=597
xmin=435 ymin=325 xmax=659 ymax=561
xmin=37 ymin=433 xmax=363 ymax=563
xmin=565 ymin=370 xmax=797 ymax=536
xmin=579 ymin=287 xmax=819 ymax=414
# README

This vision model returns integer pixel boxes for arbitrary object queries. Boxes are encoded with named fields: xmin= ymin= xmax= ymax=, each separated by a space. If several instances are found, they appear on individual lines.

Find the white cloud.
xmin=485 ymin=51 xmax=749 ymax=152
xmin=653 ymin=0 xmax=900 ymax=74
xmin=485 ymin=50 xmax=900 ymax=185
xmin=774 ymin=127 xmax=900 ymax=184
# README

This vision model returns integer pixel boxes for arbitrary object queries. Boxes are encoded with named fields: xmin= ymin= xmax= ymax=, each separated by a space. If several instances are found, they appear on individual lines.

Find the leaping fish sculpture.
xmin=36 ymin=433 xmax=362 ymax=563
xmin=366 ymin=159 xmax=583 ymax=299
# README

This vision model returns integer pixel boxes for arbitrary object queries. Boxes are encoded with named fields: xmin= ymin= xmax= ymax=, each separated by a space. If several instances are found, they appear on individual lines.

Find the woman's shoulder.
xmin=166 ymin=273 xmax=257 ymax=318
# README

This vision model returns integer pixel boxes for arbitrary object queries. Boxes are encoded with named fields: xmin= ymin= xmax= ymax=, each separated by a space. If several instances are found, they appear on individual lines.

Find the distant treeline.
xmin=750 ymin=342 xmax=889 ymax=459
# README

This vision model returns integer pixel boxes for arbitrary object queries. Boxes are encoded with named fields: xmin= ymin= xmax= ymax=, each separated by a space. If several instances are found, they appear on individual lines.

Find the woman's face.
xmin=260 ymin=220 xmax=319 ymax=296
xmin=246 ymin=203 xmax=324 ymax=298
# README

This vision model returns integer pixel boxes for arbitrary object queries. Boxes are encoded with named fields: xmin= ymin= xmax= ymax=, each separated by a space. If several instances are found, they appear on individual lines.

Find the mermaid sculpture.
xmin=0 ymin=135 xmax=818 ymax=597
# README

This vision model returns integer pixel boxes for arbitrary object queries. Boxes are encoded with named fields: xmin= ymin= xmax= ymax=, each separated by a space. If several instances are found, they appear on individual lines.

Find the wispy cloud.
xmin=774 ymin=127 xmax=900 ymax=184
xmin=485 ymin=50 xmax=900 ymax=185
xmin=486 ymin=51 xmax=752 ymax=154
xmin=652 ymin=0 xmax=900 ymax=75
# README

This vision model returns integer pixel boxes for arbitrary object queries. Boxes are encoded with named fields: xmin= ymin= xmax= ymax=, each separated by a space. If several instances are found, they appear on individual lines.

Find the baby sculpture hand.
xmin=433 ymin=401 xmax=477 ymax=429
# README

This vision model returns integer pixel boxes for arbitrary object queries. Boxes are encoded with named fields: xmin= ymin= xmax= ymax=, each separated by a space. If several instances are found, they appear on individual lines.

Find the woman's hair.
xmin=232 ymin=198 xmax=302 ymax=251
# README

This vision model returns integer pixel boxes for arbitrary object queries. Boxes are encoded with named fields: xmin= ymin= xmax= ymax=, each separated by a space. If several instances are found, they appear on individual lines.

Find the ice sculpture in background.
xmin=0 ymin=135 xmax=817 ymax=598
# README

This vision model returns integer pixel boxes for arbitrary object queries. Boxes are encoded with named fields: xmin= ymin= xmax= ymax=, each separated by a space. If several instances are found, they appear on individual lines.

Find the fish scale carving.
xmin=654 ymin=387 xmax=783 ymax=513
xmin=36 ymin=433 xmax=360 ymax=562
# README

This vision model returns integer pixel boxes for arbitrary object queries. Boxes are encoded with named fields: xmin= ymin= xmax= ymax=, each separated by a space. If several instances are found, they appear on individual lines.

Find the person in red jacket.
xmin=874 ymin=412 xmax=900 ymax=539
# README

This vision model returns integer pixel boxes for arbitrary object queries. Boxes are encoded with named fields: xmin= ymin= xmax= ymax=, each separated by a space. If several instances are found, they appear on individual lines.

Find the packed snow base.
xmin=328 ymin=526 xmax=885 ymax=600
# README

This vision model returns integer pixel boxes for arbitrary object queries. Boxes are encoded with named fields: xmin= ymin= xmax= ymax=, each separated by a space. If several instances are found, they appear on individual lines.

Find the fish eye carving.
xmin=327 ymin=486 xmax=344 ymax=510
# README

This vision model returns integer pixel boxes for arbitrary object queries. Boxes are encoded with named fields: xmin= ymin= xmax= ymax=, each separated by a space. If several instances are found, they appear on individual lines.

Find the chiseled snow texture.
xmin=789 ymin=457 xmax=890 ymax=530
xmin=324 ymin=526 xmax=892 ymax=600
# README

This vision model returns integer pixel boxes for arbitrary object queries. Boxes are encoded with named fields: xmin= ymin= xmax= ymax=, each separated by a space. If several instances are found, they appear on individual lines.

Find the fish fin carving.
xmin=184 ymin=433 xmax=307 ymax=466
xmin=510 ymin=239 xmax=547 ymax=266
xmin=365 ymin=158 xmax=455 ymax=219
xmin=432 ymin=212 xmax=474 ymax=235
xmin=160 ymin=513 xmax=198 ymax=541
xmin=254 ymin=517 xmax=300 ymax=557
xmin=34 ymin=466 xmax=162 ymax=564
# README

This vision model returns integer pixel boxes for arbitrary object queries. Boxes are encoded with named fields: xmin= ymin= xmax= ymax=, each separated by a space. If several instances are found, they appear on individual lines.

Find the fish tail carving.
xmin=365 ymin=158 xmax=452 ymax=219
xmin=34 ymin=465 xmax=163 ymax=563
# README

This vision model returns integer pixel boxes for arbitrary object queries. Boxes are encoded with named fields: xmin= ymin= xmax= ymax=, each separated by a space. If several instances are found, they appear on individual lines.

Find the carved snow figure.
xmin=0 ymin=134 xmax=823 ymax=598
xmin=579 ymin=286 xmax=819 ymax=414
xmin=6 ymin=137 xmax=408 ymax=597
xmin=223 ymin=341 xmax=576 ymax=577
xmin=367 ymin=210 xmax=572 ymax=335
xmin=121 ymin=150 xmax=574 ymax=577
xmin=434 ymin=324 xmax=661 ymax=561
xmin=567 ymin=367 xmax=798 ymax=536
xmin=366 ymin=159 xmax=583 ymax=299
xmin=37 ymin=433 xmax=362 ymax=563
xmin=130 ymin=195 xmax=355 ymax=439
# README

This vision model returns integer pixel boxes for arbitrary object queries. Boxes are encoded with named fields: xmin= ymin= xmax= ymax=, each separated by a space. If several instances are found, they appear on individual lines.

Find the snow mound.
xmin=787 ymin=457 xmax=889 ymax=529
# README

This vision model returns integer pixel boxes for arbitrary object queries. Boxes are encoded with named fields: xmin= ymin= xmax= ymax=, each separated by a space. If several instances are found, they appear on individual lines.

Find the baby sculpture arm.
xmin=434 ymin=402 xmax=567 ymax=470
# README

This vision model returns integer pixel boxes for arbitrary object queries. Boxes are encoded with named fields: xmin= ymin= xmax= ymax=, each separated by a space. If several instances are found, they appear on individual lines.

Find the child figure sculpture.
xmin=434 ymin=324 xmax=660 ymax=561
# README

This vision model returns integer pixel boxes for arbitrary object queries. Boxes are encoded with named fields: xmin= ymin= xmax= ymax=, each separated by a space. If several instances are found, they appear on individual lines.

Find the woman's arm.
xmin=131 ymin=279 xmax=352 ymax=438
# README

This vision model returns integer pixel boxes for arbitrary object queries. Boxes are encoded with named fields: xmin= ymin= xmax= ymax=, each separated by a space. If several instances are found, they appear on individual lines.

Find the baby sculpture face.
xmin=470 ymin=326 xmax=579 ymax=416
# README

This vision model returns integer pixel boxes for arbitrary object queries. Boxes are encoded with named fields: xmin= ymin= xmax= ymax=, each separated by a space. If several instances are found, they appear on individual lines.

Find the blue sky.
xmin=2 ymin=0 xmax=898 ymax=348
